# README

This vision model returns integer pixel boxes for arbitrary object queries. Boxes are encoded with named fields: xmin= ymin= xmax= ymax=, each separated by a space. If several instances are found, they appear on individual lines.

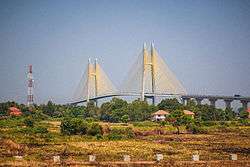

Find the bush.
xmin=60 ymin=118 xmax=88 ymax=135
xmin=239 ymin=119 xmax=250 ymax=126
xmin=85 ymin=117 xmax=95 ymax=123
xmin=96 ymin=134 xmax=103 ymax=140
xmin=201 ymin=121 xmax=219 ymax=127
xmin=159 ymin=121 xmax=168 ymax=126
xmin=121 ymin=115 xmax=129 ymax=123
xmin=33 ymin=126 xmax=48 ymax=134
xmin=87 ymin=123 xmax=102 ymax=136
xmin=107 ymin=127 xmax=134 ymax=140
xmin=107 ymin=132 xmax=123 ymax=140
xmin=219 ymin=121 xmax=230 ymax=126
xmin=24 ymin=117 xmax=34 ymax=127
xmin=186 ymin=123 xmax=207 ymax=134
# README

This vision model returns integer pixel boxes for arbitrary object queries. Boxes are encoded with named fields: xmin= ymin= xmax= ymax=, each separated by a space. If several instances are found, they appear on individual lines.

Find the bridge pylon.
xmin=141 ymin=43 xmax=157 ymax=104
xmin=73 ymin=58 xmax=117 ymax=105
xmin=121 ymin=42 xmax=187 ymax=104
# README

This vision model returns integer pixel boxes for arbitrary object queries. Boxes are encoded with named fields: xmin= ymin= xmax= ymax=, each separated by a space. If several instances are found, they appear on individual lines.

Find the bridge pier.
xmin=152 ymin=96 xmax=155 ymax=105
xmin=224 ymin=99 xmax=233 ymax=109
xmin=208 ymin=98 xmax=217 ymax=108
xmin=195 ymin=98 xmax=203 ymax=105
xmin=145 ymin=96 xmax=155 ymax=105
xmin=182 ymin=97 xmax=191 ymax=106
xmin=94 ymin=99 xmax=98 ymax=107
xmin=240 ymin=100 xmax=249 ymax=111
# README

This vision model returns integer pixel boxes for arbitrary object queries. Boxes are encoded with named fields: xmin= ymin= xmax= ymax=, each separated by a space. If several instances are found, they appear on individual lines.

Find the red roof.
xmin=152 ymin=110 xmax=170 ymax=115
xmin=9 ymin=107 xmax=22 ymax=116
xmin=183 ymin=110 xmax=195 ymax=115
xmin=247 ymin=108 xmax=250 ymax=113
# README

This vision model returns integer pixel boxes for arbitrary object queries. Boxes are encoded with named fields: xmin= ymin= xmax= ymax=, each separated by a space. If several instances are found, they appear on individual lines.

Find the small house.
xmin=247 ymin=108 xmax=250 ymax=119
xmin=183 ymin=110 xmax=195 ymax=118
xmin=9 ymin=107 xmax=22 ymax=116
xmin=152 ymin=110 xmax=170 ymax=121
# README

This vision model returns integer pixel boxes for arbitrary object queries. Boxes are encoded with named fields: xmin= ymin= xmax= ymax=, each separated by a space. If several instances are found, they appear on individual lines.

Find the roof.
xmin=247 ymin=108 xmax=250 ymax=113
xmin=9 ymin=107 xmax=20 ymax=112
xmin=9 ymin=107 xmax=22 ymax=116
xmin=152 ymin=110 xmax=170 ymax=115
xmin=183 ymin=110 xmax=195 ymax=115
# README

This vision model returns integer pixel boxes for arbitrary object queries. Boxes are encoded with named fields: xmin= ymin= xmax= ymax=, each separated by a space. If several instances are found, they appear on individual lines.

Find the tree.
xmin=158 ymin=99 xmax=183 ymax=112
xmin=87 ymin=122 xmax=102 ymax=136
xmin=60 ymin=118 xmax=88 ymax=135
xmin=42 ymin=101 xmax=56 ymax=117
xmin=85 ymin=101 xmax=99 ymax=118
xmin=224 ymin=108 xmax=236 ymax=121
xmin=167 ymin=109 xmax=192 ymax=134
xmin=121 ymin=114 xmax=129 ymax=123
xmin=128 ymin=100 xmax=156 ymax=122
xmin=100 ymin=102 xmax=113 ymax=121
xmin=238 ymin=107 xmax=249 ymax=119
xmin=99 ymin=98 xmax=128 ymax=122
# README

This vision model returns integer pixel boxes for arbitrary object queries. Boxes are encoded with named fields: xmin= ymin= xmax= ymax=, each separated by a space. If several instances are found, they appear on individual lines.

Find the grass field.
xmin=0 ymin=118 xmax=249 ymax=165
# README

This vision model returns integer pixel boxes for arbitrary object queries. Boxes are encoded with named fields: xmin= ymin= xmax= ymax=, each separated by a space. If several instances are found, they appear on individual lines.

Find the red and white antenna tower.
xmin=27 ymin=65 xmax=34 ymax=106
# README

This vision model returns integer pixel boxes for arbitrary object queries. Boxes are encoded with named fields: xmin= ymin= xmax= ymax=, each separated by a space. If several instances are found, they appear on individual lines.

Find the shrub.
xmin=107 ymin=127 xmax=134 ymax=140
xmin=107 ymin=132 xmax=123 ymax=140
xmin=33 ymin=126 xmax=48 ymax=134
xmin=159 ymin=121 xmax=168 ymax=126
xmin=87 ymin=123 xmax=102 ymax=136
xmin=24 ymin=117 xmax=34 ymax=127
xmin=186 ymin=123 xmax=207 ymax=134
xmin=201 ymin=121 xmax=219 ymax=127
xmin=85 ymin=117 xmax=95 ymax=123
xmin=60 ymin=118 xmax=88 ymax=135
xmin=219 ymin=121 xmax=230 ymax=126
xmin=121 ymin=115 xmax=129 ymax=123
xmin=96 ymin=134 xmax=103 ymax=140
xmin=239 ymin=119 xmax=249 ymax=126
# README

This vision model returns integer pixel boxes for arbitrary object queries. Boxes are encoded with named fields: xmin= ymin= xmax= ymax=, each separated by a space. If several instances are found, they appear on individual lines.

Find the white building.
xmin=152 ymin=110 xmax=170 ymax=121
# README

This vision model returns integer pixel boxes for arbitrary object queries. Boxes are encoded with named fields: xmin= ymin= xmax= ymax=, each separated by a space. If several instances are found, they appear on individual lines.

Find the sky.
xmin=0 ymin=0 xmax=250 ymax=106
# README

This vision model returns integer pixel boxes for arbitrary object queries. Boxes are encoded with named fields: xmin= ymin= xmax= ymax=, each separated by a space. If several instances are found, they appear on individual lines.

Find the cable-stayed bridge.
xmin=72 ymin=43 xmax=250 ymax=110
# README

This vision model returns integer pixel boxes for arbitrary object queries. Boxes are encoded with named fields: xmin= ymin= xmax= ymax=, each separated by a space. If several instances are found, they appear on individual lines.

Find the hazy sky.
xmin=0 ymin=0 xmax=250 ymax=105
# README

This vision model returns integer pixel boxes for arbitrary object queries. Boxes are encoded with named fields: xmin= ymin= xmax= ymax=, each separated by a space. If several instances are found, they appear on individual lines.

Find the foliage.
xmin=24 ymin=117 xmax=34 ymax=127
xmin=238 ymin=107 xmax=249 ymax=119
xmin=194 ymin=105 xmax=235 ymax=121
xmin=159 ymin=121 xmax=168 ymax=126
xmin=41 ymin=101 xmax=57 ymax=117
xmin=157 ymin=98 xmax=183 ymax=112
xmin=0 ymin=101 xmax=19 ymax=116
xmin=60 ymin=118 xmax=88 ymax=135
xmin=239 ymin=119 xmax=250 ymax=126
xmin=186 ymin=123 xmax=207 ymax=134
xmin=85 ymin=101 xmax=99 ymax=118
xmin=87 ymin=122 xmax=102 ymax=136
xmin=63 ymin=106 xmax=86 ymax=118
xmin=107 ymin=127 xmax=134 ymax=140
xmin=100 ymin=98 xmax=128 ymax=122
xmin=167 ymin=110 xmax=193 ymax=134
xmin=121 ymin=114 xmax=129 ymax=123
xmin=127 ymin=100 xmax=157 ymax=122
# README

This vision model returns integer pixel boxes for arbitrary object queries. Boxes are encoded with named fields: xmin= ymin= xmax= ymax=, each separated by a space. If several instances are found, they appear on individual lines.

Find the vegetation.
xmin=0 ymin=98 xmax=249 ymax=164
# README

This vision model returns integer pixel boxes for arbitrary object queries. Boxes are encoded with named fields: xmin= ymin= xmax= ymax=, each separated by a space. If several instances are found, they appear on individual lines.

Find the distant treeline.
xmin=0 ymin=98 xmax=248 ymax=122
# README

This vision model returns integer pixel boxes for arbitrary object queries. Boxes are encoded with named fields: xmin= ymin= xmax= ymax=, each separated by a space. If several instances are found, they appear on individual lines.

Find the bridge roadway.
xmin=70 ymin=93 xmax=250 ymax=110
